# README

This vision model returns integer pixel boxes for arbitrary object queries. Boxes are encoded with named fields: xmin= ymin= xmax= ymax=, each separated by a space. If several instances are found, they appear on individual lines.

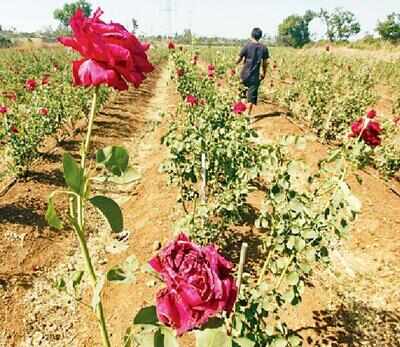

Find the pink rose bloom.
xmin=186 ymin=95 xmax=198 ymax=106
xmin=149 ymin=233 xmax=237 ymax=335
xmin=58 ymin=8 xmax=154 ymax=90
xmin=207 ymin=64 xmax=215 ymax=78
xmin=232 ymin=101 xmax=247 ymax=114
xmin=0 ymin=106 xmax=8 ymax=114
xmin=350 ymin=117 xmax=382 ymax=147
xmin=25 ymin=79 xmax=37 ymax=92
xmin=38 ymin=108 xmax=49 ymax=116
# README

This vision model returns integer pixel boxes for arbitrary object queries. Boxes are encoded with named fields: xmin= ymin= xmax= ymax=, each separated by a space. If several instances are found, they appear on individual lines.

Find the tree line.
xmin=278 ymin=8 xmax=400 ymax=48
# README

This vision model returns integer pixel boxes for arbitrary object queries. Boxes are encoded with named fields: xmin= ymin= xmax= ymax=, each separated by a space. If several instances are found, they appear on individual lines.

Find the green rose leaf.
xmin=63 ymin=153 xmax=84 ymax=195
xmin=96 ymin=146 xmax=129 ymax=176
xmin=89 ymin=195 xmax=123 ymax=233
xmin=46 ymin=197 xmax=63 ymax=230
xmin=107 ymin=255 xmax=139 ymax=284
xmin=134 ymin=306 xmax=159 ymax=325
xmin=195 ymin=328 xmax=232 ymax=347
xmin=233 ymin=337 xmax=255 ymax=347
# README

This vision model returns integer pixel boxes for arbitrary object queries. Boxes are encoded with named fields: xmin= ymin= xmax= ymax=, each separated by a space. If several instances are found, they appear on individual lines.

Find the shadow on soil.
xmin=298 ymin=303 xmax=400 ymax=346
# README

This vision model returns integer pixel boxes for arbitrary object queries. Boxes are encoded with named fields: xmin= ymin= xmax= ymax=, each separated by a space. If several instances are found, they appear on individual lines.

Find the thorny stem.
xmin=257 ymin=248 xmax=272 ymax=286
xmin=71 ymin=87 xmax=111 ymax=347
xmin=275 ymin=254 xmax=295 ymax=291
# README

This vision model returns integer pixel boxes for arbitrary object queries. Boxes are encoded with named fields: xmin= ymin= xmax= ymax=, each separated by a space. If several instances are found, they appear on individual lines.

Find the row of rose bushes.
xmin=0 ymin=46 xmax=167 ymax=176
xmin=197 ymin=46 xmax=400 ymax=179
xmin=145 ymin=44 xmax=363 ymax=347
xmin=0 ymin=47 xmax=108 ymax=174
xmin=267 ymin=48 xmax=400 ymax=178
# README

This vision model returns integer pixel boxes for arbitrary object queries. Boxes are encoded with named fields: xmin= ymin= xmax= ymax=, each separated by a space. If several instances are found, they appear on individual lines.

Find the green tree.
xmin=377 ymin=13 xmax=400 ymax=42
xmin=54 ymin=0 xmax=92 ymax=27
xmin=278 ymin=11 xmax=316 ymax=48
xmin=320 ymin=8 xmax=361 ymax=41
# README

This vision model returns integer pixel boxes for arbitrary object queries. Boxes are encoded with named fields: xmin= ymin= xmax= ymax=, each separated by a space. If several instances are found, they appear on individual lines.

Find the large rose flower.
xmin=58 ymin=8 xmax=154 ymax=90
xmin=149 ymin=233 xmax=237 ymax=335
xmin=350 ymin=117 xmax=382 ymax=147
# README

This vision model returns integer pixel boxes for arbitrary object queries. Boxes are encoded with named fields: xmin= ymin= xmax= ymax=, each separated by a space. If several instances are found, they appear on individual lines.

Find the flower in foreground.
xmin=149 ymin=233 xmax=237 ymax=335
xmin=0 ymin=106 xmax=8 ymax=114
xmin=186 ymin=95 xmax=198 ymax=106
xmin=25 ymin=79 xmax=37 ymax=92
xmin=350 ymin=117 xmax=382 ymax=147
xmin=58 ymin=8 xmax=154 ymax=90
xmin=232 ymin=101 xmax=247 ymax=114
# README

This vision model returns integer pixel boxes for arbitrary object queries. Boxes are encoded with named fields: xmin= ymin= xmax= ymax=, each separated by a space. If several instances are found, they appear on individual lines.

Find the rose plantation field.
xmin=1 ymin=9 xmax=400 ymax=347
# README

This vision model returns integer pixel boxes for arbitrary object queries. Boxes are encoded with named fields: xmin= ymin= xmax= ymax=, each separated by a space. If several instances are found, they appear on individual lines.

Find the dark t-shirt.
xmin=239 ymin=41 xmax=269 ymax=85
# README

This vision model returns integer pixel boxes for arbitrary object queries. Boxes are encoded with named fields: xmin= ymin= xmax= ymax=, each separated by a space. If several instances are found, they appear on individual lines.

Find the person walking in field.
xmin=236 ymin=28 xmax=269 ymax=116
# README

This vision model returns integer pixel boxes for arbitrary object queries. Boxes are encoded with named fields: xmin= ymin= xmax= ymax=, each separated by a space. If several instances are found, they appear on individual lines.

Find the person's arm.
xmin=236 ymin=45 xmax=247 ymax=65
xmin=260 ymin=47 xmax=270 ymax=80
xmin=260 ymin=58 xmax=269 ymax=80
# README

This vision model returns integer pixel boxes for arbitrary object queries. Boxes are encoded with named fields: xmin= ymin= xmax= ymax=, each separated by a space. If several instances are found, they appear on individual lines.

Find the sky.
xmin=0 ymin=0 xmax=399 ymax=38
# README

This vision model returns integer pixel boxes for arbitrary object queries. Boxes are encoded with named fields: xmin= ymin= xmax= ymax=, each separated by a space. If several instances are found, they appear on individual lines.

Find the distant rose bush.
xmin=59 ymin=8 xmax=154 ymax=90
xmin=149 ymin=233 xmax=237 ymax=335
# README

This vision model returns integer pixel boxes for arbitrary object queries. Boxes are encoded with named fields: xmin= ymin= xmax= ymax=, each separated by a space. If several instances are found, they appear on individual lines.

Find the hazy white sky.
xmin=0 ymin=0 xmax=399 ymax=38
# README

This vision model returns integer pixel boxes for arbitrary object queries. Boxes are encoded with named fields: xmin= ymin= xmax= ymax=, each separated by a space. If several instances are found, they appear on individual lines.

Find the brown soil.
xmin=1 ymin=63 xmax=399 ymax=347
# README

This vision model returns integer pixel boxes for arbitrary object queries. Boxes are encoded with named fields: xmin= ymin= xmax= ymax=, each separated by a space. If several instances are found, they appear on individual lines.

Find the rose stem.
xmin=236 ymin=242 xmax=248 ymax=295
xmin=73 ymin=87 xmax=112 ymax=347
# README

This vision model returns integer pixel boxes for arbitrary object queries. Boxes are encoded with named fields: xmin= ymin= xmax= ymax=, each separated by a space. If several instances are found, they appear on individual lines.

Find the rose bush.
xmin=149 ymin=233 xmax=237 ymax=335
xmin=59 ymin=7 xmax=154 ymax=90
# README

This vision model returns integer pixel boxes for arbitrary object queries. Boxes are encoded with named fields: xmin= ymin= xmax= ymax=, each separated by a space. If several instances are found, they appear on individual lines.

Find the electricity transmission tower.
xmin=162 ymin=0 xmax=175 ymax=38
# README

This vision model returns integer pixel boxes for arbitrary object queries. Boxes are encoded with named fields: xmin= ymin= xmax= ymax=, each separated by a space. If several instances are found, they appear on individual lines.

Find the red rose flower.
xmin=366 ymin=109 xmax=377 ymax=119
xmin=207 ymin=64 xmax=215 ymax=78
xmin=11 ymin=126 xmax=18 ymax=134
xmin=232 ymin=101 xmax=247 ymax=114
xmin=176 ymin=68 xmax=184 ymax=77
xmin=168 ymin=41 xmax=175 ymax=50
xmin=0 ymin=106 xmax=8 ymax=114
xmin=58 ymin=8 xmax=154 ymax=90
xmin=149 ymin=233 xmax=237 ymax=335
xmin=25 ymin=79 xmax=37 ymax=92
xmin=186 ymin=95 xmax=198 ymax=106
xmin=350 ymin=117 xmax=382 ymax=147
xmin=38 ymin=108 xmax=49 ymax=116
